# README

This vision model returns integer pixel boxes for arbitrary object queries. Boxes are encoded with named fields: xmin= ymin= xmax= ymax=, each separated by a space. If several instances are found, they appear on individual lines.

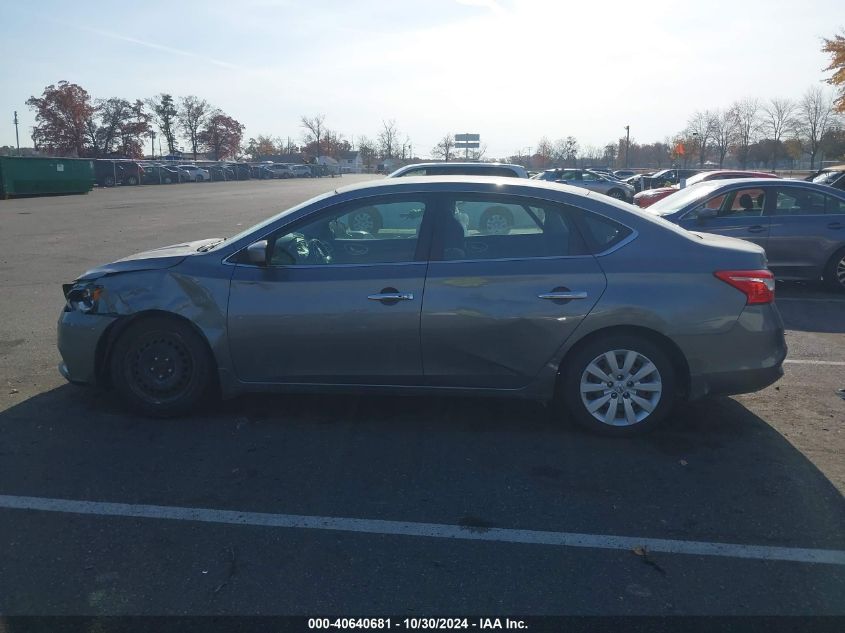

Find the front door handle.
xmin=368 ymin=292 xmax=414 ymax=302
xmin=538 ymin=291 xmax=588 ymax=300
xmin=747 ymin=225 xmax=767 ymax=233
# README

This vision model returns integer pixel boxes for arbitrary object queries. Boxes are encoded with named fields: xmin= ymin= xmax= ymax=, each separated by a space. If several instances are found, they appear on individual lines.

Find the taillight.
xmin=714 ymin=270 xmax=775 ymax=304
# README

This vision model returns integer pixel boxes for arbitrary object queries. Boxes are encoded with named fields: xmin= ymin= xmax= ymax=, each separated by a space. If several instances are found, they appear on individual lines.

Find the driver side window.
xmin=269 ymin=199 xmax=428 ymax=266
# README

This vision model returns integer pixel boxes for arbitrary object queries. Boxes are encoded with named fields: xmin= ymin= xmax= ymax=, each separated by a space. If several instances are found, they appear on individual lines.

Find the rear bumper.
xmin=682 ymin=304 xmax=787 ymax=400
xmin=57 ymin=310 xmax=117 ymax=385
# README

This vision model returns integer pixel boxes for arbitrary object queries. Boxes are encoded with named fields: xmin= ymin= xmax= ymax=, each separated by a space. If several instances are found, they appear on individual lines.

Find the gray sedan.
xmin=531 ymin=169 xmax=636 ymax=201
xmin=647 ymin=178 xmax=845 ymax=291
xmin=58 ymin=177 xmax=785 ymax=435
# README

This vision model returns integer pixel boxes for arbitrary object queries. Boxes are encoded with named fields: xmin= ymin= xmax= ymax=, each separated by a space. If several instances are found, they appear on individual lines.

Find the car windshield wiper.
xmin=197 ymin=239 xmax=225 ymax=252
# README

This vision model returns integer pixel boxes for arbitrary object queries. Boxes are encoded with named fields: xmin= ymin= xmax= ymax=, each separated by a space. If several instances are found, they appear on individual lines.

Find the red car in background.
xmin=633 ymin=170 xmax=779 ymax=208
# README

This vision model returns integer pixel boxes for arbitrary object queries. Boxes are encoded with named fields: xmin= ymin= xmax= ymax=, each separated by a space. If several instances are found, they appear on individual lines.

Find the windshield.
xmin=205 ymin=189 xmax=336 ymax=250
xmin=647 ymin=181 xmax=724 ymax=215
xmin=812 ymin=170 xmax=842 ymax=185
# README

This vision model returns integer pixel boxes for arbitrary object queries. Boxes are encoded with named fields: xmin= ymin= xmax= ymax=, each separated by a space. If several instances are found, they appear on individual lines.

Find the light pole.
xmin=13 ymin=111 xmax=20 ymax=156
xmin=624 ymin=125 xmax=630 ymax=168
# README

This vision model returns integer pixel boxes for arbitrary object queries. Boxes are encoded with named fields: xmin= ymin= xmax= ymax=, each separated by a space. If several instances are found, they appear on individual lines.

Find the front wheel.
xmin=607 ymin=188 xmax=626 ymax=200
xmin=561 ymin=335 xmax=676 ymax=436
xmin=823 ymin=247 xmax=845 ymax=292
xmin=110 ymin=316 xmax=214 ymax=417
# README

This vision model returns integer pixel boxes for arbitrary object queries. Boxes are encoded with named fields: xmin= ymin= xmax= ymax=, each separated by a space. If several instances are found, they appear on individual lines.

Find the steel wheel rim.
xmin=580 ymin=349 xmax=662 ymax=427
xmin=609 ymin=190 xmax=624 ymax=199
xmin=837 ymin=255 xmax=845 ymax=286
xmin=125 ymin=333 xmax=194 ymax=404
xmin=350 ymin=212 xmax=375 ymax=232
xmin=484 ymin=214 xmax=509 ymax=234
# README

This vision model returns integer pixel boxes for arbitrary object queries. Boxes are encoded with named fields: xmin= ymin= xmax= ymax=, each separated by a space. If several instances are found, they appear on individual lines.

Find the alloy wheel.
xmin=483 ymin=213 xmax=510 ymax=235
xmin=579 ymin=349 xmax=663 ymax=427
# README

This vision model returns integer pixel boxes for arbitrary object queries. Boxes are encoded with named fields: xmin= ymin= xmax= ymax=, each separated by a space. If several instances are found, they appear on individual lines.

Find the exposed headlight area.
xmin=63 ymin=283 xmax=104 ymax=313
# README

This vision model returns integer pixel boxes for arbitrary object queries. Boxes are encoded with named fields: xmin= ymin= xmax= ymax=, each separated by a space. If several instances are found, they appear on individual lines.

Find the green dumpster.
xmin=0 ymin=156 xmax=95 ymax=198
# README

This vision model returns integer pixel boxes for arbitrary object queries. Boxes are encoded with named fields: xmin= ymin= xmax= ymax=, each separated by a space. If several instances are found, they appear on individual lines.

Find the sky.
xmin=0 ymin=0 xmax=841 ymax=159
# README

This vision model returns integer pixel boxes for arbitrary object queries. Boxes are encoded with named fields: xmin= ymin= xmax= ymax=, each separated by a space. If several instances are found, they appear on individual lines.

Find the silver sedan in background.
xmin=58 ymin=177 xmax=785 ymax=435
xmin=531 ymin=168 xmax=636 ymax=201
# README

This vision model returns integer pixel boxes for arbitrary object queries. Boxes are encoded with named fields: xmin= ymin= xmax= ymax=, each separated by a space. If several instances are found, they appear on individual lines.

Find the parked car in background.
xmin=205 ymin=164 xmax=237 ymax=181
xmin=58 ymin=176 xmax=785 ymax=435
xmin=268 ymin=163 xmax=295 ymax=179
xmin=531 ymin=168 xmax=635 ymax=201
xmin=228 ymin=163 xmax=252 ymax=180
xmin=630 ymin=168 xmax=700 ymax=192
xmin=613 ymin=169 xmax=637 ymax=179
xmin=634 ymin=170 xmax=779 ymax=208
xmin=140 ymin=164 xmax=183 ymax=185
xmin=291 ymin=164 xmax=312 ymax=178
xmin=177 ymin=165 xmax=211 ymax=182
xmin=389 ymin=162 xmax=529 ymax=178
xmin=647 ymin=178 xmax=845 ymax=291
xmin=93 ymin=159 xmax=143 ymax=187
xmin=249 ymin=164 xmax=274 ymax=179
xmin=808 ymin=164 xmax=845 ymax=191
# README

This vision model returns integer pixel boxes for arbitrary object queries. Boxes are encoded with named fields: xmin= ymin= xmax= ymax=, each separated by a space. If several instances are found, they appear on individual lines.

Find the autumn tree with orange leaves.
xmin=823 ymin=31 xmax=845 ymax=112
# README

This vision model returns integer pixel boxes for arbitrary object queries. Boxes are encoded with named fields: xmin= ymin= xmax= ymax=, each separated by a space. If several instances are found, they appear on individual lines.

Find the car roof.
xmin=691 ymin=177 xmax=845 ymax=195
xmin=333 ymin=175 xmax=596 ymax=198
xmin=397 ymin=162 xmax=523 ymax=169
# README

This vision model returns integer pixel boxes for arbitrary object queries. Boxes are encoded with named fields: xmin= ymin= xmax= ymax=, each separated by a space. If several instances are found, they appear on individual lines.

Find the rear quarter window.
xmin=580 ymin=212 xmax=633 ymax=253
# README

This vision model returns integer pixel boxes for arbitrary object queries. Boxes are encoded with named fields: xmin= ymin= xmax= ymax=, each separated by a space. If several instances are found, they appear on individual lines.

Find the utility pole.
xmin=150 ymin=130 xmax=156 ymax=159
xmin=13 ymin=111 xmax=20 ymax=156
xmin=624 ymin=125 xmax=630 ymax=168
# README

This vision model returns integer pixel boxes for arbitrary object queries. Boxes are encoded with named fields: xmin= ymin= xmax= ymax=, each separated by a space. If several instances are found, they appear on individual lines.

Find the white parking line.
xmin=785 ymin=359 xmax=845 ymax=366
xmin=0 ymin=494 xmax=843 ymax=566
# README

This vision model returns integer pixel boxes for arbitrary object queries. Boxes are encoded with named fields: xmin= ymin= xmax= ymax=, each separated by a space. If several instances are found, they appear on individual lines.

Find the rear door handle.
xmin=367 ymin=292 xmax=414 ymax=301
xmin=538 ymin=291 xmax=588 ymax=300
xmin=747 ymin=225 xmax=767 ymax=233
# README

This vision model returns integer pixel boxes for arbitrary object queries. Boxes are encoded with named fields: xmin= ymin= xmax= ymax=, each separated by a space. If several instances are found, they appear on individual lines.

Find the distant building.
xmin=338 ymin=150 xmax=362 ymax=173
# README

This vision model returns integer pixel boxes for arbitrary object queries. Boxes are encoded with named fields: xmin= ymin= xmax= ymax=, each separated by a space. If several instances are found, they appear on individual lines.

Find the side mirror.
xmin=246 ymin=240 xmax=269 ymax=265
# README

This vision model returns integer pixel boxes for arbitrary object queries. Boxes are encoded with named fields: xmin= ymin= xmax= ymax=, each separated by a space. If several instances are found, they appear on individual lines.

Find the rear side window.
xmin=826 ymin=195 xmax=845 ymax=215
xmin=437 ymin=196 xmax=588 ymax=261
xmin=579 ymin=212 xmax=633 ymax=253
xmin=773 ymin=189 xmax=826 ymax=216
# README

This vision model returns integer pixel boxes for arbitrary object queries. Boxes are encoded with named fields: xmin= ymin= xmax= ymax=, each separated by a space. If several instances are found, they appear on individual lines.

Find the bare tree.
xmin=431 ymin=133 xmax=455 ymax=162
xmin=357 ymin=136 xmax=377 ymax=171
xmin=686 ymin=110 xmax=715 ymax=167
xmin=762 ymin=97 xmax=797 ymax=167
xmin=378 ymin=119 xmax=399 ymax=159
xmin=536 ymin=137 xmax=555 ymax=168
xmin=467 ymin=143 xmax=488 ymax=161
xmin=300 ymin=114 xmax=326 ymax=159
xmin=178 ymin=96 xmax=211 ymax=159
xmin=710 ymin=108 xmax=738 ymax=168
xmin=731 ymin=98 xmax=760 ymax=168
xmin=798 ymin=86 xmax=837 ymax=169
xmin=553 ymin=136 xmax=579 ymax=166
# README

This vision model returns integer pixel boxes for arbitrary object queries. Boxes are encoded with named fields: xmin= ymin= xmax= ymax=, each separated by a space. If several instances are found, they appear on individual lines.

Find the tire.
xmin=126 ymin=175 xmax=138 ymax=186
xmin=479 ymin=206 xmax=513 ymax=235
xmin=110 ymin=316 xmax=214 ymax=417
xmin=348 ymin=207 xmax=383 ymax=233
xmin=196 ymin=175 xmax=204 ymax=182
xmin=823 ymin=247 xmax=845 ymax=292
xmin=103 ymin=175 xmax=115 ymax=187
xmin=561 ymin=334 xmax=676 ymax=436
xmin=607 ymin=188 xmax=626 ymax=200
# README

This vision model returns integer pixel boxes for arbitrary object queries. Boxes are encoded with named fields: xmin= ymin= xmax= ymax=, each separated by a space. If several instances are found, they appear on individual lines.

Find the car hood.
xmin=635 ymin=186 xmax=674 ymax=198
xmin=77 ymin=238 xmax=221 ymax=281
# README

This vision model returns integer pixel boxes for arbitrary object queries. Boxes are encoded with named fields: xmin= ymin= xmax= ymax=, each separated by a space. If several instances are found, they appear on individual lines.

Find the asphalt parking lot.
xmin=0 ymin=178 xmax=843 ymax=616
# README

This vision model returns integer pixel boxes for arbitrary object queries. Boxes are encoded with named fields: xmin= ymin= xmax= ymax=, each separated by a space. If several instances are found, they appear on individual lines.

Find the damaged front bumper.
xmin=57 ymin=309 xmax=118 ymax=385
